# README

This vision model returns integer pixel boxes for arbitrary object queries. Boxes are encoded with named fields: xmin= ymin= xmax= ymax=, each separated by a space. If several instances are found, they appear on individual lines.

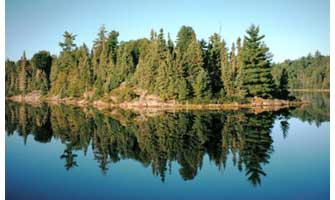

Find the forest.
xmin=272 ymin=51 xmax=329 ymax=90
xmin=5 ymin=25 xmax=328 ymax=104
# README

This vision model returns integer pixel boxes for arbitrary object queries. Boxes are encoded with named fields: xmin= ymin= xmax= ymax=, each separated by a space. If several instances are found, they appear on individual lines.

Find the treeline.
xmin=6 ymin=25 xmax=292 ymax=103
xmin=272 ymin=51 xmax=330 ymax=89
xmin=6 ymin=102 xmax=294 ymax=185
xmin=5 ymin=51 xmax=52 ymax=96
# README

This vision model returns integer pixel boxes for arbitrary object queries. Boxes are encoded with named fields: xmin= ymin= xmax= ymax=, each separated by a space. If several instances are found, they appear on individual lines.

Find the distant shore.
xmin=289 ymin=89 xmax=329 ymax=92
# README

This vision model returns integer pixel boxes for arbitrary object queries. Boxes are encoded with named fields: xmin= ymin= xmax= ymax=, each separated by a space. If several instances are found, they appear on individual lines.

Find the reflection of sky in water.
xmin=6 ymin=114 xmax=329 ymax=200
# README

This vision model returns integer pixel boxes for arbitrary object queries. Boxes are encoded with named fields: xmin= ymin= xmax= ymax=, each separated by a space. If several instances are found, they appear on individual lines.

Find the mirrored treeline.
xmin=5 ymin=101 xmax=328 ymax=186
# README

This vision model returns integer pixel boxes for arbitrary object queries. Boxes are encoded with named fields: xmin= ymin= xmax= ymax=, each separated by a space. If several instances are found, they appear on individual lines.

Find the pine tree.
xmin=107 ymin=30 xmax=119 ymax=65
xmin=176 ymin=26 xmax=195 ymax=55
xmin=194 ymin=69 xmax=212 ymax=101
xmin=243 ymin=25 xmax=275 ymax=98
xmin=155 ymin=29 xmax=171 ymax=97
xmin=5 ymin=59 xmax=18 ymax=96
xmin=184 ymin=33 xmax=204 ymax=98
xmin=50 ymin=32 xmax=77 ymax=97
xmin=278 ymin=68 xmax=289 ymax=99
xmin=229 ymin=42 xmax=237 ymax=94
xmin=236 ymin=37 xmax=247 ymax=98
xmin=167 ymin=33 xmax=174 ymax=55
xmin=18 ymin=51 xmax=28 ymax=93
xmin=92 ymin=26 xmax=107 ymax=85
xmin=59 ymin=32 xmax=76 ymax=52
xmin=31 ymin=51 xmax=52 ymax=94
xmin=220 ymin=40 xmax=231 ymax=97
xmin=78 ymin=44 xmax=93 ymax=95
xmin=207 ymin=33 xmax=223 ymax=95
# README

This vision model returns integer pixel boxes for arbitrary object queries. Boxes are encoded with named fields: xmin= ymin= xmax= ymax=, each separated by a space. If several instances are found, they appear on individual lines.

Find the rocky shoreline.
xmin=6 ymin=91 xmax=308 ymax=113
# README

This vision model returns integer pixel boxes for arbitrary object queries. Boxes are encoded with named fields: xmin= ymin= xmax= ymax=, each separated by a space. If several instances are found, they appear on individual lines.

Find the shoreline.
xmin=289 ymin=89 xmax=330 ymax=92
xmin=6 ymin=94 xmax=308 ymax=112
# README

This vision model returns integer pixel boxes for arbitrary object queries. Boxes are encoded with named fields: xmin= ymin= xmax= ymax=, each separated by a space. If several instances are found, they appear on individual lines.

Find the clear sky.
xmin=6 ymin=0 xmax=329 ymax=62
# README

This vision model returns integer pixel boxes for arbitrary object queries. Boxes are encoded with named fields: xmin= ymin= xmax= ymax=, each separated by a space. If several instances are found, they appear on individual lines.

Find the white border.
xmin=330 ymin=0 xmax=334 ymax=199
xmin=0 ymin=1 xmax=332 ymax=199
xmin=0 ymin=0 xmax=5 ymax=199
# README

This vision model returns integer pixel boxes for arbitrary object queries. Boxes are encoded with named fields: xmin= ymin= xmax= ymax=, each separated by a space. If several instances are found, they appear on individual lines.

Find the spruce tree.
xmin=92 ymin=26 xmax=107 ymax=85
xmin=220 ymin=40 xmax=231 ymax=97
xmin=5 ymin=59 xmax=18 ymax=96
xmin=194 ymin=69 xmax=212 ymax=101
xmin=229 ymin=42 xmax=237 ymax=94
xmin=278 ymin=68 xmax=289 ymax=99
xmin=184 ymin=33 xmax=204 ymax=98
xmin=59 ymin=32 xmax=76 ymax=52
xmin=207 ymin=33 xmax=223 ymax=95
xmin=50 ymin=31 xmax=77 ymax=97
xmin=107 ymin=30 xmax=119 ymax=65
xmin=176 ymin=26 xmax=195 ymax=55
xmin=18 ymin=51 xmax=29 ymax=94
xmin=243 ymin=25 xmax=275 ymax=98
xmin=167 ymin=33 xmax=174 ymax=55
xmin=236 ymin=37 xmax=247 ymax=98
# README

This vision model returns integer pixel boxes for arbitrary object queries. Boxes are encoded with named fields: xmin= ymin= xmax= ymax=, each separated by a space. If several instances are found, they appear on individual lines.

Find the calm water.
xmin=6 ymin=93 xmax=329 ymax=200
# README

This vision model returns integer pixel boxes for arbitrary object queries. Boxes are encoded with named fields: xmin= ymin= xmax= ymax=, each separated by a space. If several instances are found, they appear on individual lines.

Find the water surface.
xmin=6 ymin=92 xmax=329 ymax=200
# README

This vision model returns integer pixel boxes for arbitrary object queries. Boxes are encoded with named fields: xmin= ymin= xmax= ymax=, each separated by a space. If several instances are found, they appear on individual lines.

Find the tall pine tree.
xmin=242 ymin=25 xmax=275 ymax=98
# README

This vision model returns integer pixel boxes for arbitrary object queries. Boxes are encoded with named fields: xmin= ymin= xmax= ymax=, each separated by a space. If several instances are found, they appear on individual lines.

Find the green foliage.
xmin=8 ymin=25 xmax=325 ymax=103
xmin=194 ymin=69 xmax=212 ymax=102
xmin=176 ymin=26 xmax=195 ymax=54
xmin=242 ymin=25 xmax=275 ymax=98
xmin=183 ymin=33 xmax=204 ymax=98
xmin=31 ymin=51 xmax=52 ymax=71
xmin=59 ymin=31 xmax=76 ymax=52
xmin=111 ymin=86 xmax=139 ymax=103
xmin=272 ymin=51 xmax=329 ymax=89
xmin=277 ymin=68 xmax=290 ymax=99
xmin=235 ymin=37 xmax=247 ymax=98
xmin=206 ymin=33 xmax=223 ymax=95
xmin=220 ymin=40 xmax=230 ymax=97
xmin=5 ymin=51 xmax=53 ymax=96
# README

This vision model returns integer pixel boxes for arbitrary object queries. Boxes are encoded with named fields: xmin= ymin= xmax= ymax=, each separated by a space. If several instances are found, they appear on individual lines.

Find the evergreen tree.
xmin=107 ymin=30 xmax=119 ymax=65
xmin=31 ymin=51 xmax=53 ymax=94
xmin=50 ymin=32 xmax=77 ymax=97
xmin=184 ymin=33 xmax=204 ymax=98
xmin=229 ymin=42 xmax=237 ymax=95
xmin=194 ymin=69 xmax=212 ymax=101
xmin=176 ymin=26 xmax=195 ymax=55
xmin=220 ymin=40 xmax=230 ymax=97
xmin=242 ymin=25 xmax=275 ymax=98
xmin=272 ymin=51 xmax=329 ymax=90
xmin=18 ymin=51 xmax=29 ymax=94
xmin=6 ymin=25 xmax=300 ymax=102
xmin=59 ymin=32 xmax=76 ymax=52
xmin=278 ymin=68 xmax=289 ymax=99
xmin=5 ymin=59 xmax=18 ymax=96
xmin=236 ymin=37 xmax=247 ymax=98
xmin=92 ymin=26 xmax=107 ymax=87
xmin=207 ymin=33 xmax=223 ymax=95
xmin=78 ymin=44 xmax=93 ymax=95
xmin=167 ymin=33 xmax=174 ymax=55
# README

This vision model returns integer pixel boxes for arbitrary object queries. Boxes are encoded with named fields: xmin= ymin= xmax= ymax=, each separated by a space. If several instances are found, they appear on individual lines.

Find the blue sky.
xmin=6 ymin=0 xmax=329 ymax=62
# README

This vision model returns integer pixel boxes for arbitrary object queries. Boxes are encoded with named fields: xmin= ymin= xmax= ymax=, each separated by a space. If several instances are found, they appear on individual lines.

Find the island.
xmin=5 ymin=25 xmax=329 ymax=111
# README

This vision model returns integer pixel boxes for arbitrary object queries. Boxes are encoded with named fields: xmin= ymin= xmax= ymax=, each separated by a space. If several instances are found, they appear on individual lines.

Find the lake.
xmin=5 ymin=92 xmax=329 ymax=200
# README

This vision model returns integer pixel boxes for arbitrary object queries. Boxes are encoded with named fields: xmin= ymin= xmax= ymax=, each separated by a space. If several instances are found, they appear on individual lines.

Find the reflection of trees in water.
xmin=60 ymin=143 xmax=78 ymax=170
xmin=291 ymin=92 xmax=329 ymax=126
xmin=6 ymin=102 xmax=302 ymax=186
